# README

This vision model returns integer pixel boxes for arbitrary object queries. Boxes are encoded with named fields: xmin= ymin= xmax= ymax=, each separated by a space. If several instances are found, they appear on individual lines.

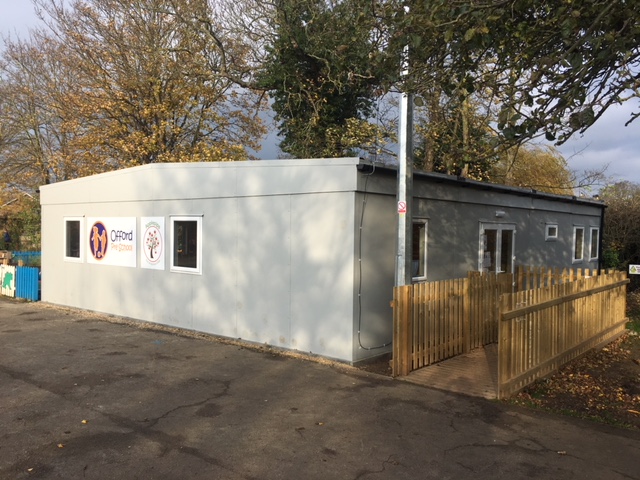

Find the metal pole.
xmin=395 ymin=42 xmax=414 ymax=287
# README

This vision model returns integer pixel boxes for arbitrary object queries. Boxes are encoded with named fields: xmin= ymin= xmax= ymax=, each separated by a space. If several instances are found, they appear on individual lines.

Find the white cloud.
xmin=558 ymin=101 xmax=640 ymax=184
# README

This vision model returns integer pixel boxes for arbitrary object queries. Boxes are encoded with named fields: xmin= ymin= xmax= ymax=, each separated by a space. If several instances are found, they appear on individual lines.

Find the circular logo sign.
xmin=143 ymin=224 xmax=163 ymax=264
xmin=89 ymin=221 xmax=108 ymax=260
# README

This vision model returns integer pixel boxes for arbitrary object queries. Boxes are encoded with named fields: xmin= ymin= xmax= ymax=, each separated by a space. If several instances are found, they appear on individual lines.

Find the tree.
xmin=168 ymin=0 xmax=273 ymax=86
xmin=384 ymin=0 xmax=640 ymax=146
xmin=413 ymin=90 xmax=499 ymax=180
xmin=599 ymin=181 xmax=640 ymax=271
xmin=258 ymin=0 xmax=639 ymax=162
xmin=0 ymin=0 xmax=269 ymax=189
xmin=5 ymin=0 xmax=637 ymax=177
xmin=34 ymin=0 xmax=267 ymax=169
xmin=259 ymin=0 xmax=388 ymax=158
xmin=490 ymin=145 xmax=575 ymax=195
xmin=0 ymin=33 xmax=82 ymax=188
xmin=0 ymin=186 xmax=41 ymax=251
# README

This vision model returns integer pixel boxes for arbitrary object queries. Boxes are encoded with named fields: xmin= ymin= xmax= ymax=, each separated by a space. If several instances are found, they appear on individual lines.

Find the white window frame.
xmin=573 ymin=226 xmax=585 ymax=263
xmin=63 ymin=216 xmax=84 ymax=263
xmin=589 ymin=227 xmax=600 ymax=261
xmin=545 ymin=223 xmax=558 ymax=241
xmin=478 ymin=223 xmax=516 ymax=274
xmin=412 ymin=219 xmax=428 ymax=282
xmin=170 ymin=215 xmax=203 ymax=275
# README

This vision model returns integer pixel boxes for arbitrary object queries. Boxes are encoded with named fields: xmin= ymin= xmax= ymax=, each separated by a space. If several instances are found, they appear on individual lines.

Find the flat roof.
xmin=39 ymin=157 xmax=605 ymax=209
xmin=358 ymin=159 xmax=606 ymax=208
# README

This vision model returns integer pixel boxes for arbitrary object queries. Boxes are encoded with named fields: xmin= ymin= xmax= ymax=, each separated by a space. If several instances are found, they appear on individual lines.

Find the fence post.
xmin=463 ymin=277 xmax=470 ymax=353
xmin=393 ymin=286 xmax=413 ymax=376
xmin=497 ymin=293 xmax=511 ymax=399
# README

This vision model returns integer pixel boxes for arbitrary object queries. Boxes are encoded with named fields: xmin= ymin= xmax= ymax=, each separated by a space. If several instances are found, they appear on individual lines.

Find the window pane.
xmin=482 ymin=229 xmax=497 ymax=273
xmin=574 ymin=228 xmax=584 ymax=261
xmin=174 ymin=220 xmax=198 ymax=268
xmin=412 ymin=222 xmax=426 ymax=278
xmin=65 ymin=220 xmax=80 ymax=258
xmin=500 ymin=230 xmax=513 ymax=273
xmin=590 ymin=229 xmax=599 ymax=259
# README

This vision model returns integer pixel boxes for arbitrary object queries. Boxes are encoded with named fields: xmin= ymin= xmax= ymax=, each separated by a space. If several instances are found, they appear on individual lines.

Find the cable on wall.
xmin=357 ymin=163 xmax=392 ymax=350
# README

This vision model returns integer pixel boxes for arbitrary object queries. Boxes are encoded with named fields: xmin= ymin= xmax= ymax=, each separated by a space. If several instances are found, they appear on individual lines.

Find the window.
xmin=589 ymin=227 xmax=600 ymax=261
xmin=412 ymin=220 xmax=428 ymax=281
xmin=545 ymin=224 xmax=558 ymax=241
xmin=64 ymin=217 xmax=83 ymax=262
xmin=573 ymin=226 xmax=585 ymax=262
xmin=479 ymin=223 xmax=515 ymax=273
xmin=170 ymin=216 xmax=202 ymax=274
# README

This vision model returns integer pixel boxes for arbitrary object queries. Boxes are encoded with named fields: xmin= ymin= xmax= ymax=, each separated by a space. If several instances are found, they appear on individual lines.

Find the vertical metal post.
xmin=396 ymin=43 xmax=414 ymax=287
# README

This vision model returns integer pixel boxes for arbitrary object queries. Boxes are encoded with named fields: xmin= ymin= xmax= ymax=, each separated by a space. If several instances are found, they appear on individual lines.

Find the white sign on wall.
xmin=141 ymin=217 xmax=165 ymax=270
xmin=87 ymin=217 xmax=137 ymax=267
xmin=630 ymin=265 xmax=640 ymax=275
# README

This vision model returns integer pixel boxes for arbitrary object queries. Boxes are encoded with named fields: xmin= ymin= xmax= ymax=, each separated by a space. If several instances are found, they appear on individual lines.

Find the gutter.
xmin=357 ymin=159 xmax=606 ymax=209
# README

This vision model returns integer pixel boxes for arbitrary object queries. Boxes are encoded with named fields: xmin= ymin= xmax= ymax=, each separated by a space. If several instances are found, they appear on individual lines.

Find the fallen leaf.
xmin=57 ymin=443 xmax=64 ymax=448
xmin=81 ymin=419 xmax=88 ymax=424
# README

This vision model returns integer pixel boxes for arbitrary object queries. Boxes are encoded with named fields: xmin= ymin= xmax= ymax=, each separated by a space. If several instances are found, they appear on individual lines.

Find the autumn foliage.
xmin=0 ymin=0 xmax=267 ymax=193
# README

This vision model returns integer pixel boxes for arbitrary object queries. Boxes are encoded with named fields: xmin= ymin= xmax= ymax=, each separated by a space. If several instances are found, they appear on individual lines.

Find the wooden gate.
xmin=392 ymin=272 xmax=512 ymax=376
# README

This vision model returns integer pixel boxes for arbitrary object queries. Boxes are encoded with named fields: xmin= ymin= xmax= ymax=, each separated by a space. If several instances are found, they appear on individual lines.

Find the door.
xmin=479 ymin=223 xmax=515 ymax=273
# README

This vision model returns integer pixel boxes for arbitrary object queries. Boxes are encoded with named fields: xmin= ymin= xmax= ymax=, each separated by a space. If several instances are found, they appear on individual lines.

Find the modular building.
xmin=40 ymin=158 xmax=605 ymax=364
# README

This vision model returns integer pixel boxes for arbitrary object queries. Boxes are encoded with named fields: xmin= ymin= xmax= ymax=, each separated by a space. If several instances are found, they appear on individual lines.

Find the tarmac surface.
xmin=1 ymin=296 xmax=639 ymax=480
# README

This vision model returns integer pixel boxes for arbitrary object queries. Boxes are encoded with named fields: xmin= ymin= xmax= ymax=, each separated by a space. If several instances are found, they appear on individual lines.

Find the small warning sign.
xmin=629 ymin=265 xmax=640 ymax=275
xmin=397 ymin=201 xmax=407 ymax=214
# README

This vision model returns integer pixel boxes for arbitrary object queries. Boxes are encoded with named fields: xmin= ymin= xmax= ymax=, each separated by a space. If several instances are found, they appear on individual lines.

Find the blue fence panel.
xmin=11 ymin=251 xmax=41 ymax=266
xmin=16 ymin=266 xmax=40 ymax=301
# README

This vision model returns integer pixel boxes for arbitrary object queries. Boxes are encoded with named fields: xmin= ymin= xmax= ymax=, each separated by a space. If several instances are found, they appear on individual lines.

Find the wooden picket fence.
xmin=498 ymin=270 xmax=629 ymax=398
xmin=392 ymin=267 xmax=629 ymax=395
xmin=515 ymin=265 xmax=598 ymax=290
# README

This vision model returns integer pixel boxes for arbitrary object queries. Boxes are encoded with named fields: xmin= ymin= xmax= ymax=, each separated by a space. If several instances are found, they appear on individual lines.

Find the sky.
xmin=2 ymin=1 xmax=639 ymax=186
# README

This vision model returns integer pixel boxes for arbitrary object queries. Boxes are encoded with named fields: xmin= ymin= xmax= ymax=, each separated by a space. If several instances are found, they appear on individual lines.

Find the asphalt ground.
xmin=1 ymin=296 xmax=639 ymax=480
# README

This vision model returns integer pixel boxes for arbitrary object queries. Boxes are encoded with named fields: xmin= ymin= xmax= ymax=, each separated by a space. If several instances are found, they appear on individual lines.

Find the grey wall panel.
xmin=190 ymin=198 xmax=238 ymax=338
xmin=290 ymin=192 xmax=356 ymax=361
xmin=353 ymin=192 xmax=396 ymax=361
xmin=420 ymin=196 xmax=602 ymax=281
xmin=234 ymin=195 xmax=292 ymax=347
xmin=40 ymin=158 xmax=361 ymax=205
